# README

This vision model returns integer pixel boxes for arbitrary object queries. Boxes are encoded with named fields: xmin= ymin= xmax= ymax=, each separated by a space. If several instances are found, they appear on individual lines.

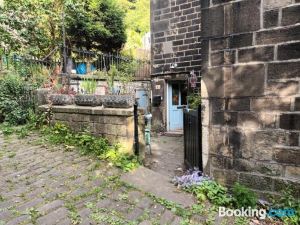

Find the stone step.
xmin=121 ymin=167 xmax=195 ymax=208
xmin=164 ymin=130 xmax=184 ymax=137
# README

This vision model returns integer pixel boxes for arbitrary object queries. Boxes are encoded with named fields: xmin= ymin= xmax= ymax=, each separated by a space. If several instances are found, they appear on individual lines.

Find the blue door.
xmin=168 ymin=83 xmax=187 ymax=131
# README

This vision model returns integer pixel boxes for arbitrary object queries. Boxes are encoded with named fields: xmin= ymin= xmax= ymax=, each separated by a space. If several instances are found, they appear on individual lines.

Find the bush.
xmin=0 ymin=74 xmax=36 ymax=125
xmin=232 ymin=183 xmax=257 ymax=208
xmin=187 ymin=180 xmax=232 ymax=207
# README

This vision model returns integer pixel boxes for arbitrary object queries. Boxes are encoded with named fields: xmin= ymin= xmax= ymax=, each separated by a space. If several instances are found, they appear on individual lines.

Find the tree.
xmin=0 ymin=0 xmax=62 ymax=57
xmin=65 ymin=0 xmax=127 ymax=52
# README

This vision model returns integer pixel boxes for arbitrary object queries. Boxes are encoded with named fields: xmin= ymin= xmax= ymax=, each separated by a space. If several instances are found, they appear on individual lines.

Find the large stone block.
xmin=151 ymin=0 xmax=169 ymax=10
xmin=211 ymin=155 xmax=234 ymax=170
xmin=229 ymin=98 xmax=250 ymax=111
xmin=278 ymin=42 xmax=300 ymax=60
xmin=266 ymin=80 xmax=299 ymax=97
xmin=251 ymin=97 xmax=291 ymax=111
xmin=234 ymin=159 xmax=283 ymax=176
xmin=239 ymin=173 xmax=273 ymax=191
xmin=209 ymin=128 xmax=233 ymax=157
xmin=202 ymin=67 xmax=224 ymax=97
xmin=231 ymin=64 xmax=265 ymax=97
xmin=211 ymin=37 xmax=229 ymax=51
xmin=295 ymin=97 xmax=300 ymax=111
xmin=274 ymin=178 xmax=300 ymax=197
xmin=288 ymin=132 xmax=299 ymax=146
xmin=232 ymin=0 xmax=261 ymax=33
xmin=238 ymin=46 xmax=274 ymax=63
xmin=256 ymin=25 xmax=300 ymax=45
xmin=230 ymin=33 xmax=253 ymax=48
xmin=211 ymin=51 xmax=224 ymax=66
xmin=264 ymin=9 xmax=279 ymax=28
xmin=282 ymin=4 xmax=300 ymax=26
xmin=250 ymin=130 xmax=288 ymax=161
xmin=238 ymin=112 xmax=261 ymax=129
xmin=212 ymin=169 xmax=238 ymax=186
xmin=264 ymin=0 xmax=292 ymax=10
xmin=202 ymin=6 xmax=224 ymax=37
xmin=280 ymin=113 xmax=300 ymax=130
xmin=274 ymin=147 xmax=300 ymax=165
xmin=285 ymin=166 xmax=300 ymax=180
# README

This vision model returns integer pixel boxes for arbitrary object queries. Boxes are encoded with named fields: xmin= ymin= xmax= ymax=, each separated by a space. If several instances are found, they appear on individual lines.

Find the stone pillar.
xmin=201 ymin=0 xmax=300 ymax=196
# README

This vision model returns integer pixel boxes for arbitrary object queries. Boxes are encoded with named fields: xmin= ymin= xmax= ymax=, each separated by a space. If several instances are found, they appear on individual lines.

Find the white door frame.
xmin=166 ymin=81 xmax=170 ymax=131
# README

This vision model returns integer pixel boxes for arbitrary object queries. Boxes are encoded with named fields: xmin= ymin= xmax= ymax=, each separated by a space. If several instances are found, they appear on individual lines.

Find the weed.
xmin=186 ymin=180 xmax=232 ymax=207
xmin=65 ymin=202 xmax=81 ymax=225
xmin=234 ymin=217 xmax=249 ymax=225
xmin=28 ymin=207 xmax=41 ymax=224
xmin=8 ymin=152 xmax=16 ymax=158
xmin=232 ymin=183 xmax=257 ymax=208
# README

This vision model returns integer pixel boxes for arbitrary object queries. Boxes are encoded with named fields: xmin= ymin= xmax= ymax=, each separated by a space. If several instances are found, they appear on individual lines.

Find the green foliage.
xmin=106 ymin=61 xmax=137 ymax=94
xmin=0 ymin=123 xmax=14 ymax=136
xmin=271 ymin=188 xmax=300 ymax=225
xmin=232 ymin=183 xmax=257 ymax=208
xmin=66 ymin=0 xmax=126 ymax=52
xmin=1 ymin=0 xmax=62 ymax=56
xmin=119 ymin=0 xmax=150 ymax=56
xmin=42 ymin=123 xmax=139 ymax=171
xmin=187 ymin=93 xmax=201 ymax=110
xmin=186 ymin=180 xmax=232 ymax=207
xmin=99 ymin=145 xmax=139 ymax=172
xmin=2 ymin=0 xmax=127 ymax=56
xmin=81 ymin=79 xmax=97 ymax=94
xmin=0 ymin=74 xmax=35 ymax=125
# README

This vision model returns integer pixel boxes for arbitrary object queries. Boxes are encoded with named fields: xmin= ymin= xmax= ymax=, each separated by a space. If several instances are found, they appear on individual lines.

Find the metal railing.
xmin=0 ymin=48 xmax=151 ymax=80
xmin=66 ymin=48 xmax=151 ymax=80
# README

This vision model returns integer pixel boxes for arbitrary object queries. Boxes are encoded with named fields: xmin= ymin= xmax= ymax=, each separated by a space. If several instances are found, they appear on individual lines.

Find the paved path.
xmin=0 ymin=133 xmax=203 ymax=225
xmin=144 ymin=135 xmax=184 ymax=178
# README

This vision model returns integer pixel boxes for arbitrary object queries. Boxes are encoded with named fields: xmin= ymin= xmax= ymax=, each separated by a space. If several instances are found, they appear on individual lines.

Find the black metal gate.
xmin=183 ymin=106 xmax=202 ymax=170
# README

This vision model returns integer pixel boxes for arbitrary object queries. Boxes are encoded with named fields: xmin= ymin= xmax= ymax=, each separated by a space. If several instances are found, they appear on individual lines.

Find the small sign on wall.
xmin=155 ymin=85 xmax=161 ymax=90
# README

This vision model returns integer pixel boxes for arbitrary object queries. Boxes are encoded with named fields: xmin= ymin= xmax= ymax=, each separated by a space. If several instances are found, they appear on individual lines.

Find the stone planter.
xmin=74 ymin=95 xmax=103 ymax=107
xmin=102 ymin=95 xmax=135 ymax=108
xmin=49 ymin=94 xmax=74 ymax=106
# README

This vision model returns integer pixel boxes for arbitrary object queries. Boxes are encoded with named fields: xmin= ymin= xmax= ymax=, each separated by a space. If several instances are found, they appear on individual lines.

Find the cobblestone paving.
xmin=0 ymin=134 xmax=187 ymax=225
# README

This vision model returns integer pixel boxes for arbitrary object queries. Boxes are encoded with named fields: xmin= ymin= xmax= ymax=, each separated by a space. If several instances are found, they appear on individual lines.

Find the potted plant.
xmin=102 ymin=64 xmax=136 ymax=108
xmin=49 ymin=84 xmax=76 ymax=105
xmin=74 ymin=78 xmax=102 ymax=106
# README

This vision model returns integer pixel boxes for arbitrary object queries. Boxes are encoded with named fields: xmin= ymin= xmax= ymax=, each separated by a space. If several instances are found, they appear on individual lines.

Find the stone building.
xmin=151 ymin=0 xmax=300 ymax=195
xmin=150 ymin=0 xmax=201 ymax=131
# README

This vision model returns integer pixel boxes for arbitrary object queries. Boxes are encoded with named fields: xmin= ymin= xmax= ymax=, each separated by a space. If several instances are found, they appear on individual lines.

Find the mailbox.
xmin=152 ymin=95 xmax=162 ymax=107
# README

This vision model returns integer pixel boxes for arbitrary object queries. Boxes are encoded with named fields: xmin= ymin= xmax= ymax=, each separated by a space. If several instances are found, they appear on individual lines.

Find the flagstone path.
xmin=0 ymin=133 xmax=207 ymax=225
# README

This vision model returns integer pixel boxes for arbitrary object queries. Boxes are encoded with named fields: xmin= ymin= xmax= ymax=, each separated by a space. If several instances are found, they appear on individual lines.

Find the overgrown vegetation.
xmin=0 ymin=0 xmax=127 ymax=56
xmin=270 ymin=188 xmax=300 ymax=225
xmin=0 ymin=74 xmax=36 ymax=125
xmin=41 ymin=123 xmax=140 ymax=171
xmin=232 ymin=183 xmax=257 ymax=208
xmin=186 ymin=180 xmax=232 ymax=207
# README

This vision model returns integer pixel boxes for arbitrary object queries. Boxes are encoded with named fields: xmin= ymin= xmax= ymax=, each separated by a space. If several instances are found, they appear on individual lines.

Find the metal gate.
xmin=183 ymin=106 xmax=202 ymax=170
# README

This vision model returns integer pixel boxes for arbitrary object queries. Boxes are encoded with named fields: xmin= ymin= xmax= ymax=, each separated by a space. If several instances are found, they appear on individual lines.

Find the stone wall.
xmin=201 ymin=0 xmax=300 ymax=196
xmin=39 ymin=105 xmax=145 ymax=157
xmin=151 ymin=0 xmax=201 ymax=76
xmin=150 ymin=0 xmax=201 ymax=130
